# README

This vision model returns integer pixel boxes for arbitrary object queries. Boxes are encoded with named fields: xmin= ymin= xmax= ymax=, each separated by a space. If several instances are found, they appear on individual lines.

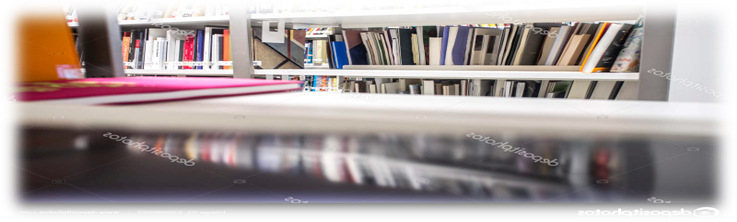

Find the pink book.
xmin=17 ymin=77 xmax=303 ymax=105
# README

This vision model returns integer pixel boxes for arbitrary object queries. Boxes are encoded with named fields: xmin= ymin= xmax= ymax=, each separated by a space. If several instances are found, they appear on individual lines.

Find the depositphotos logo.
xmin=578 ymin=207 xmax=719 ymax=217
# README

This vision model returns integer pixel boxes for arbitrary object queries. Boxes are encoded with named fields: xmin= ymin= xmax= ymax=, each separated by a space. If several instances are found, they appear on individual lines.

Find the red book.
xmin=17 ymin=77 xmax=303 ymax=105
xmin=183 ymin=35 xmax=195 ymax=69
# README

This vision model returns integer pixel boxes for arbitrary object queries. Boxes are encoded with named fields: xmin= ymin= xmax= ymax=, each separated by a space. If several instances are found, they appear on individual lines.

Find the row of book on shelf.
xmin=118 ymin=27 xmax=232 ymax=70
xmin=310 ymin=16 xmax=643 ymax=73
xmin=303 ymin=76 xmax=638 ymax=100
xmin=116 ymin=26 xmax=308 ymax=71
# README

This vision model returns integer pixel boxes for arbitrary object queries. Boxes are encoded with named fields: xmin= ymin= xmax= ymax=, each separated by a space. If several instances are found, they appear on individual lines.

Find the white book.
xmin=443 ymin=27 xmax=458 ymax=65
xmin=416 ymin=26 xmax=426 ymax=65
xmin=202 ymin=27 xmax=212 ymax=70
xmin=151 ymin=40 xmax=160 ymax=70
xmin=453 ymin=84 xmax=460 ymax=96
xmin=143 ymin=40 xmax=153 ymax=70
xmin=428 ymin=37 xmax=442 ymax=65
xmin=211 ymin=34 xmax=221 ymax=70
xmin=422 ymin=80 xmax=435 ymax=95
xmin=382 ymin=31 xmax=394 ymax=65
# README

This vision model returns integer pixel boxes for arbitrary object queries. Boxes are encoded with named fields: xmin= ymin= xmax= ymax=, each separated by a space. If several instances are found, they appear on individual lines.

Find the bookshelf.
xmin=71 ymin=2 xmax=674 ymax=101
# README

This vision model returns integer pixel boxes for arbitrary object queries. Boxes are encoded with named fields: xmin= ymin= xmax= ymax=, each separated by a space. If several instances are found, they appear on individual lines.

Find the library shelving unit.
xmin=71 ymin=2 xmax=675 ymax=101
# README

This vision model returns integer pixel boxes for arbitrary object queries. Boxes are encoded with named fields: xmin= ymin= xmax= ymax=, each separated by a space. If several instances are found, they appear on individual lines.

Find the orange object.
xmin=223 ymin=29 xmax=230 ymax=69
xmin=17 ymin=9 xmax=81 ymax=82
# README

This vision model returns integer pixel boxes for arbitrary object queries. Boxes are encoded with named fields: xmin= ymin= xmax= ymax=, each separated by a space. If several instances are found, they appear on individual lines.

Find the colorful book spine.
xmin=611 ymin=17 xmax=644 ymax=73
xmin=183 ymin=35 xmax=195 ymax=69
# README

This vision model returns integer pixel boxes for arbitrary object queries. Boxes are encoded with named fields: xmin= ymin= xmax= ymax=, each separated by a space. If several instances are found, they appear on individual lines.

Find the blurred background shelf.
xmin=125 ymin=69 xmax=233 ymax=76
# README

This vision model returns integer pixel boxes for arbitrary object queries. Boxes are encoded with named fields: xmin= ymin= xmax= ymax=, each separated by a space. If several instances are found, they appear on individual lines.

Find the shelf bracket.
xmin=230 ymin=5 xmax=254 ymax=79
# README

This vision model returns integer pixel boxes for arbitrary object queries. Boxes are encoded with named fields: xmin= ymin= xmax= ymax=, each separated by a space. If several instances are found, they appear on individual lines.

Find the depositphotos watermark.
xmin=103 ymin=132 xmax=195 ymax=166
xmin=578 ymin=207 xmax=719 ymax=218
xmin=466 ymin=132 xmax=558 ymax=166
xmin=647 ymin=68 xmax=724 ymax=99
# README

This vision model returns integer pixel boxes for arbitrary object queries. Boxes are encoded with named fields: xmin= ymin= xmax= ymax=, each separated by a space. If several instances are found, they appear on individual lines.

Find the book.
xmin=544 ymin=25 xmax=574 ymax=65
xmin=577 ymin=23 xmax=610 ymax=65
xmin=343 ymin=30 xmax=369 ymax=65
xmin=581 ymin=23 xmax=633 ymax=73
xmin=567 ymin=80 xmax=593 ymax=99
xmin=611 ymin=16 xmax=644 ymax=73
xmin=17 ymin=77 xmax=302 ymax=105
xmin=537 ymin=26 xmax=562 ymax=65
xmin=398 ymin=29 xmax=415 ymax=65
xmin=223 ymin=29 xmax=230 ymax=69
xmin=195 ymin=30 xmax=204 ymax=69
xmin=428 ymin=37 xmax=442 ymax=65
xmin=443 ymin=26 xmax=473 ymax=65
xmin=439 ymin=27 xmax=450 ymax=65
xmin=183 ymin=34 xmax=195 ymax=69
xmin=422 ymin=80 xmax=435 ymax=95
xmin=330 ymin=42 xmax=349 ymax=69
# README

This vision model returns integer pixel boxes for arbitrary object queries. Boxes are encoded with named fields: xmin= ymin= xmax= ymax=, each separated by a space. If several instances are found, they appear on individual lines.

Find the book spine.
xmin=196 ymin=30 xmax=204 ymax=69
xmin=183 ymin=35 xmax=195 ymax=69
xmin=223 ymin=29 xmax=230 ymax=69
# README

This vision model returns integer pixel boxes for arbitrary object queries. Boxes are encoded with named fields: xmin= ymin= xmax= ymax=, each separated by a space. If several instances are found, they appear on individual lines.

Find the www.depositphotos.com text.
xmin=466 ymin=132 xmax=559 ymax=166
xmin=103 ymin=132 xmax=195 ymax=166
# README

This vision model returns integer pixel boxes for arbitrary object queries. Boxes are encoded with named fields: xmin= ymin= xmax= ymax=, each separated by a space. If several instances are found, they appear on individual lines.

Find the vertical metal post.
xmin=229 ymin=5 xmax=254 ymax=78
xmin=638 ymin=2 xmax=677 ymax=101
xmin=76 ymin=4 xmax=125 ymax=78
